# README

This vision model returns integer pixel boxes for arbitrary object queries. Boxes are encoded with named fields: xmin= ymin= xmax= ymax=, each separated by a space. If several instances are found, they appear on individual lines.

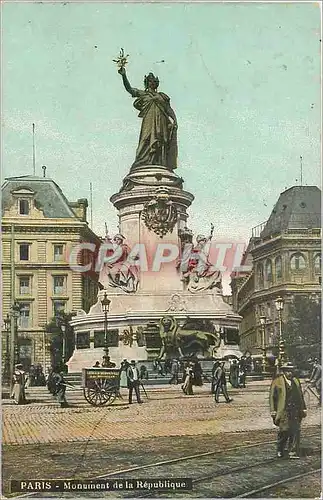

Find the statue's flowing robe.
xmin=131 ymin=90 xmax=177 ymax=170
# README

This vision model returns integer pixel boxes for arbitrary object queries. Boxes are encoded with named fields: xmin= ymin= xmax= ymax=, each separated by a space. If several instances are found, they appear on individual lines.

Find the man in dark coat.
xmin=52 ymin=367 xmax=69 ymax=408
xmin=126 ymin=360 xmax=143 ymax=404
xmin=238 ymin=357 xmax=247 ymax=388
xmin=46 ymin=367 xmax=56 ymax=395
xmin=269 ymin=361 xmax=306 ymax=458
xmin=229 ymin=359 xmax=239 ymax=388
xmin=213 ymin=360 xmax=233 ymax=403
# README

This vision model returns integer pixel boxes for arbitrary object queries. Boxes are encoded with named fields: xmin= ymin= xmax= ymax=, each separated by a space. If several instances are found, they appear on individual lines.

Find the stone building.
xmin=1 ymin=175 xmax=100 ymax=370
xmin=231 ymin=185 xmax=321 ymax=357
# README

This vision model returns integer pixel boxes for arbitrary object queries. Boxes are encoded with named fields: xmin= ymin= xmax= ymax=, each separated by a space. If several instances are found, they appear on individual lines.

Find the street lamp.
xmin=55 ymin=314 xmax=67 ymax=367
xmin=8 ymin=302 xmax=21 ymax=394
xmin=3 ymin=314 xmax=11 ymax=383
xmin=259 ymin=315 xmax=267 ymax=373
xmin=61 ymin=324 xmax=66 ymax=363
xmin=12 ymin=303 xmax=21 ymax=364
xmin=275 ymin=296 xmax=285 ymax=366
xmin=101 ymin=292 xmax=111 ymax=366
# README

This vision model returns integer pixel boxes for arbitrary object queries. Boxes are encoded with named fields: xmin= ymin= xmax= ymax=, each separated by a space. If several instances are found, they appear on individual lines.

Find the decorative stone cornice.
xmin=1 ymin=225 xmax=82 ymax=234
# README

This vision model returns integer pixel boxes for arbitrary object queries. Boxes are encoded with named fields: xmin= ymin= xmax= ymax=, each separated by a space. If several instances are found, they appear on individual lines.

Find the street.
xmin=2 ymin=380 xmax=321 ymax=498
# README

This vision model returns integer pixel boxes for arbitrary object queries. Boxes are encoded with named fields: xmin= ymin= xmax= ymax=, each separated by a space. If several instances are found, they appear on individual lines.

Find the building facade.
xmin=231 ymin=186 xmax=321 ymax=357
xmin=1 ymin=175 xmax=100 ymax=371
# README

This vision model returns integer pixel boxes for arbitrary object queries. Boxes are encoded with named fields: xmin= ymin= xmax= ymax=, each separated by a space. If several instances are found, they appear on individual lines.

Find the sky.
xmin=2 ymin=2 xmax=321 ymax=291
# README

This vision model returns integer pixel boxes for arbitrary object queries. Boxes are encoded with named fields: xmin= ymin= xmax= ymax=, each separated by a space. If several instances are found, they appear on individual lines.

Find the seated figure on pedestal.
xmin=180 ymin=224 xmax=222 ymax=293
xmin=99 ymin=233 xmax=139 ymax=293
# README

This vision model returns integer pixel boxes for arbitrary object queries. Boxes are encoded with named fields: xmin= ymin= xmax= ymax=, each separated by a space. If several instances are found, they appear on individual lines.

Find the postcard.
xmin=1 ymin=1 xmax=321 ymax=499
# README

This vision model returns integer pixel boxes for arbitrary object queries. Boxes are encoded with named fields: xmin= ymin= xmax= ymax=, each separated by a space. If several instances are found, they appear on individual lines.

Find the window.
xmin=275 ymin=256 xmax=282 ymax=279
xmin=53 ymin=244 xmax=64 ymax=262
xmin=290 ymin=253 xmax=306 ymax=271
xmin=53 ymin=276 xmax=66 ymax=295
xmin=19 ymin=199 xmax=29 ymax=215
xmin=314 ymin=254 xmax=321 ymax=273
xmin=19 ymin=276 xmax=30 ymax=295
xmin=265 ymin=259 xmax=272 ymax=283
xmin=19 ymin=244 xmax=30 ymax=261
xmin=19 ymin=303 xmax=30 ymax=328
xmin=257 ymin=263 xmax=264 ymax=288
xmin=53 ymin=300 xmax=66 ymax=316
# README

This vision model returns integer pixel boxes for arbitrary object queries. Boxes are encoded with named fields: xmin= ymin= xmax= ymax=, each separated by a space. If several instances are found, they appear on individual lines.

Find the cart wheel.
xmin=83 ymin=379 xmax=117 ymax=406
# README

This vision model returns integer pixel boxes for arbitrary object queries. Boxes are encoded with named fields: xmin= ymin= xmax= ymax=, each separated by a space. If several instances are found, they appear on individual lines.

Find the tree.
xmin=45 ymin=312 xmax=75 ymax=368
xmin=284 ymin=295 xmax=321 ymax=368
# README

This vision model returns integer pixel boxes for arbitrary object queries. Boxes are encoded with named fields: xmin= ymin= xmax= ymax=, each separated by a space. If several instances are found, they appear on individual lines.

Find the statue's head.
xmin=144 ymin=72 xmax=159 ymax=90
xmin=113 ymin=233 xmax=125 ymax=245
xmin=196 ymin=234 xmax=207 ymax=244
xmin=161 ymin=316 xmax=173 ymax=332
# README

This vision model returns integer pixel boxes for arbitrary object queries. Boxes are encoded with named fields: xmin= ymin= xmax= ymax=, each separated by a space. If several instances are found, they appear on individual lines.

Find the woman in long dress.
xmin=182 ymin=363 xmax=194 ymax=395
xmin=118 ymin=67 xmax=178 ymax=171
xmin=119 ymin=360 xmax=130 ymax=388
xmin=11 ymin=364 xmax=27 ymax=405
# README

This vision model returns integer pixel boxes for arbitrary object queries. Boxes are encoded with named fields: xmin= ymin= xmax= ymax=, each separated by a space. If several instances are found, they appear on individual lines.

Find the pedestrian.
xmin=211 ymin=360 xmax=220 ymax=393
xmin=29 ymin=364 xmax=36 ymax=387
xmin=182 ymin=362 xmax=194 ymax=395
xmin=308 ymin=358 xmax=321 ymax=403
xmin=126 ymin=360 xmax=143 ymax=404
xmin=229 ymin=359 xmax=239 ymax=388
xmin=120 ymin=359 xmax=129 ymax=389
xmin=139 ymin=364 xmax=149 ymax=380
xmin=102 ymin=355 xmax=116 ymax=368
xmin=46 ymin=367 xmax=56 ymax=395
xmin=37 ymin=364 xmax=46 ymax=386
xmin=11 ymin=364 xmax=27 ymax=405
xmin=269 ymin=361 xmax=307 ymax=459
xmin=52 ymin=366 xmax=69 ymax=408
xmin=154 ymin=359 xmax=165 ymax=377
xmin=169 ymin=359 xmax=179 ymax=384
xmin=164 ymin=359 xmax=172 ymax=374
xmin=192 ymin=358 xmax=203 ymax=386
xmin=213 ymin=360 xmax=233 ymax=404
xmin=238 ymin=357 xmax=247 ymax=388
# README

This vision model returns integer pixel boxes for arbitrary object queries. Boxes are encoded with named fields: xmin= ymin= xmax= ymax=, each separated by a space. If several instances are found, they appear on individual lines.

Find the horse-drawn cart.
xmin=81 ymin=368 xmax=120 ymax=406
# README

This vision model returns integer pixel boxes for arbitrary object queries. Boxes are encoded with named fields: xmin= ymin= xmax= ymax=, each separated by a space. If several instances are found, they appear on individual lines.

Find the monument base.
xmin=67 ymin=289 xmax=241 ymax=372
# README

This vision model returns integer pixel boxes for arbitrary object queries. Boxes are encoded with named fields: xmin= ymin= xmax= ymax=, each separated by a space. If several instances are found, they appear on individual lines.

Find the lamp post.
xmin=101 ymin=292 xmax=111 ymax=366
xmin=275 ymin=296 xmax=285 ymax=366
xmin=61 ymin=324 xmax=66 ymax=364
xmin=259 ymin=315 xmax=267 ymax=373
xmin=3 ymin=313 xmax=11 ymax=383
xmin=55 ymin=314 xmax=67 ymax=367
xmin=9 ymin=302 xmax=21 ymax=394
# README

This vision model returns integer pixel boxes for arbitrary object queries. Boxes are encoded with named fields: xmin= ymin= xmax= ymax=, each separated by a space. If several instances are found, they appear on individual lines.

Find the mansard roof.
xmin=2 ymin=175 xmax=77 ymax=219
xmin=260 ymin=185 xmax=321 ymax=239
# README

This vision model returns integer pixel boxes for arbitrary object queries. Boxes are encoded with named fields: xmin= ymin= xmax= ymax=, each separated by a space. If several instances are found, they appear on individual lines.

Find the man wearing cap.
xmin=269 ymin=361 xmax=307 ymax=458
xmin=126 ymin=360 xmax=143 ymax=404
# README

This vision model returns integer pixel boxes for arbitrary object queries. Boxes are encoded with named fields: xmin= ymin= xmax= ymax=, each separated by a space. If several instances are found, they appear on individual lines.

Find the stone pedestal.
xmin=67 ymin=164 xmax=242 ymax=372
xmin=110 ymin=165 xmax=194 ymax=293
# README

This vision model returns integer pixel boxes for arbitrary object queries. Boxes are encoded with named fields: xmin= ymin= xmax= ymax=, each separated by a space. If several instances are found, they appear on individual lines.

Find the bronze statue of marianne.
xmin=118 ymin=66 xmax=178 ymax=171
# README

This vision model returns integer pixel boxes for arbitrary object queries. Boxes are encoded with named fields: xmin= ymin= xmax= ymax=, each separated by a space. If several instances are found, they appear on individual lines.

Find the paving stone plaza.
xmin=3 ymin=380 xmax=320 ymax=445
